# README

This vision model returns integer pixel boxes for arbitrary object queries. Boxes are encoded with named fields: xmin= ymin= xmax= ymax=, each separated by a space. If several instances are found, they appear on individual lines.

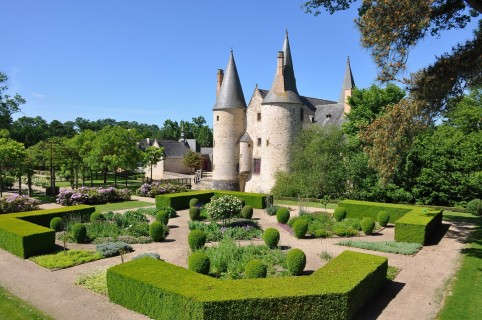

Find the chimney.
xmin=216 ymin=69 xmax=224 ymax=97
xmin=274 ymin=51 xmax=285 ymax=92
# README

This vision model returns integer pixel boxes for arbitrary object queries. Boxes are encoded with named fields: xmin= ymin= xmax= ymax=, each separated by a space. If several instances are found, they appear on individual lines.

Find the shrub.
xmin=241 ymin=205 xmax=253 ymax=219
xmin=266 ymin=205 xmax=279 ymax=216
xmin=72 ymin=223 xmax=87 ymax=243
xmin=244 ymin=260 xmax=267 ymax=279
xmin=159 ymin=206 xmax=177 ymax=218
xmin=96 ymin=241 xmax=133 ymax=257
xmin=50 ymin=217 xmax=63 ymax=231
xmin=90 ymin=212 xmax=105 ymax=222
xmin=0 ymin=194 xmax=40 ymax=214
xmin=276 ymin=207 xmax=290 ymax=224
xmin=189 ymin=198 xmax=199 ymax=207
xmin=155 ymin=210 xmax=170 ymax=225
xmin=466 ymin=199 xmax=482 ymax=216
xmin=188 ymin=252 xmax=210 ymax=275
xmin=263 ymin=228 xmax=280 ymax=249
xmin=361 ymin=217 xmax=376 ymax=235
xmin=333 ymin=208 xmax=347 ymax=222
xmin=132 ymin=252 xmax=161 ymax=260
xmin=287 ymin=248 xmax=306 ymax=276
xmin=56 ymin=186 xmax=131 ymax=206
xmin=292 ymin=219 xmax=309 ymax=239
xmin=137 ymin=182 xmax=187 ymax=197
xmin=205 ymin=195 xmax=243 ymax=226
xmin=188 ymin=230 xmax=207 ymax=251
xmin=377 ymin=211 xmax=390 ymax=227
xmin=189 ymin=207 xmax=200 ymax=221
xmin=149 ymin=221 xmax=168 ymax=242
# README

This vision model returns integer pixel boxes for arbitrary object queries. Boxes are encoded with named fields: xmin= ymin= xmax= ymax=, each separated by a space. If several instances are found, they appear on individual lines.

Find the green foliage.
xmin=265 ymin=204 xmax=279 ymax=216
xmin=155 ymin=210 xmax=169 ymax=225
xmin=0 ymin=136 xmax=26 ymax=197
xmin=189 ymin=207 xmax=200 ymax=221
xmin=286 ymin=249 xmax=306 ymax=276
xmin=75 ymin=269 xmax=108 ymax=296
xmin=263 ymin=228 xmax=280 ymax=249
xmin=205 ymin=195 xmax=243 ymax=226
xmin=189 ymin=198 xmax=199 ymax=207
xmin=241 ymin=205 xmax=253 ymax=219
xmin=188 ymin=220 xmax=262 ymax=242
xmin=292 ymin=219 xmax=308 ymax=239
xmin=276 ymin=207 xmax=290 ymax=224
xmin=467 ymin=199 xmax=482 ymax=216
xmin=188 ymin=252 xmax=210 ymax=275
xmin=395 ymin=210 xmax=443 ymax=245
xmin=244 ymin=260 xmax=267 ymax=279
xmin=288 ymin=212 xmax=360 ymax=238
xmin=132 ymin=252 xmax=161 ymax=260
xmin=49 ymin=217 xmax=63 ymax=231
xmin=30 ymin=250 xmax=102 ymax=269
xmin=334 ymin=207 xmax=347 ymax=222
xmin=338 ymin=199 xmax=412 ymax=223
xmin=72 ymin=223 xmax=87 ymax=243
xmin=377 ymin=211 xmax=390 ymax=227
xmin=361 ymin=217 xmax=376 ymax=235
xmin=96 ymin=241 xmax=133 ymax=257
xmin=149 ymin=221 xmax=168 ymax=242
xmin=183 ymin=150 xmax=202 ymax=173
xmin=90 ymin=212 xmax=105 ymax=222
xmin=188 ymin=230 xmax=206 ymax=251
xmin=142 ymin=146 xmax=165 ymax=182
xmin=161 ymin=206 xmax=177 ymax=218
xmin=337 ymin=240 xmax=422 ymax=255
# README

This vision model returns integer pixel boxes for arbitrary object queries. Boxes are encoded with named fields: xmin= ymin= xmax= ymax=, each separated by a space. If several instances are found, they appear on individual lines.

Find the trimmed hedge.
xmin=107 ymin=250 xmax=387 ymax=320
xmin=155 ymin=190 xmax=271 ymax=210
xmin=395 ymin=209 xmax=443 ymax=245
xmin=338 ymin=200 xmax=413 ymax=223
xmin=0 ymin=205 xmax=95 ymax=258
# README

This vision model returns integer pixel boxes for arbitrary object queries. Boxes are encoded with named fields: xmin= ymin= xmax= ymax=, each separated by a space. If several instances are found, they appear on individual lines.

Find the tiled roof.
xmin=213 ymin=51 xmax=247 ymax=110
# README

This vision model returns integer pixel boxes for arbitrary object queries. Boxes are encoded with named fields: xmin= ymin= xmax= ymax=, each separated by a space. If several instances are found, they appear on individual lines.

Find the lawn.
xmin=274 ymin=199 xmax=338 ymax=210
xmin=437 ymin=211 xmax=482 ymax=319
xmin=93 ymin=200 xmax=154 ymax=213
xmin=0 ymin=285 xmax=53 ymax=320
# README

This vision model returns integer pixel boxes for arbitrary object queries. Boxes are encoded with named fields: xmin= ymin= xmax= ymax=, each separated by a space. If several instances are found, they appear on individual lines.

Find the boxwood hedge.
xmin=337 ymin=200 xmax=413 ymax=223
xmin=107 ymin=250 xmax=387 ymax=320
xmin=0 ymin=205 xmax=94 ymax=258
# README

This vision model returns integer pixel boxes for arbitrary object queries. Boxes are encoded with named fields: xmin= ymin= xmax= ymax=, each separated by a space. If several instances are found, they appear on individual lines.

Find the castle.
xmin=212 ymin=32 xmax=355 ymax=194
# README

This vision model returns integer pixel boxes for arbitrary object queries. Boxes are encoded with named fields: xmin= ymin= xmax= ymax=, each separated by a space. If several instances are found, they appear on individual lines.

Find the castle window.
xmin=216 ymin=115 xmax=219 ymax=121
xmin=257 ymin=112 xmax=261 ymax=121
xmin=253 ymin=159 xmax=261 ymax=175
xmin=257 ymin=138 xmax=261 ymax=146
xmin=300 ymin=108 xmax=304 ymax=121
xmin=266 ymin=139 xmax=269 ymax=146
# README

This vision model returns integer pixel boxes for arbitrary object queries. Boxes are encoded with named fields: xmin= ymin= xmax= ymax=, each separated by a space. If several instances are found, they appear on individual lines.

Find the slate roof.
xmin=314 ymin=103 xmax=346 ymax=126
xmin=239 ymin=132 xmax=252 ymax=142
xmin=213 ymin=51 xmax=247 ymax=110
xmin=138 ymin=139 xmax=191 ymax=159
xmin=339 ymin=57 xmax=355 ymax=103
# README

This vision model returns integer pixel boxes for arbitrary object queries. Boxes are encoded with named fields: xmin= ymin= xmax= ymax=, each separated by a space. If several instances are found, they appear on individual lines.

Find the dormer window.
xmin=326 ymin=114 xmax=332 ymax=118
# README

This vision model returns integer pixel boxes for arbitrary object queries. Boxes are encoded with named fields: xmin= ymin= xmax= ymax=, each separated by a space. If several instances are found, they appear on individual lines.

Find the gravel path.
xmin=0 ymin=200 xmax=474 ymax=320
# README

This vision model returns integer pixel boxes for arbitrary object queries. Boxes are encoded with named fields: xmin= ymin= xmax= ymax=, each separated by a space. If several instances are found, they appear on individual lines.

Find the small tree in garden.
xmin=320 ymin=195 xmax=330 ymax=212
xmin=142 ymin=146 xmax=164 ymax=183
xmin=183 ymin=150 xmax=202 ymax=174
xmin=205 ymin=195 xmax=243 ymax=226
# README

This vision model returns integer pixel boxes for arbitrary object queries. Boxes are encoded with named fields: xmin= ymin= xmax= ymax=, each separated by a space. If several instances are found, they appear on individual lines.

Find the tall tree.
xmin=0 ymin=72 xmax=25 ymax=130
xmin=0 ymin=133 xmax=26 ymax=196
xmin=11 ymin=116 xmax=49 ymax=147
xmin=142 ymin=146 xmax=165 ymax=182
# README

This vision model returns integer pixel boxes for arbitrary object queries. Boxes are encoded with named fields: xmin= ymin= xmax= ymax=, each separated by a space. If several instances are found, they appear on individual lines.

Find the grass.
xmin=274 ymin=199 xmax=338 ymax=210
xmin=387 ymin=265 xmax=400 ymax=281
xmin=437 ymin=211 xmax=482 ymax=319
xmin=30 ymin=250 xmax=103 ymax=269
xmin=0 ymin=285 xmax=53 ymax=320
xmin=93 ymin=200 xmax=153 ymax=213
xmin=75 ymin=269 xmax=108 ymax=296
xmin=336 ymin=240 xmax=422 ymax=255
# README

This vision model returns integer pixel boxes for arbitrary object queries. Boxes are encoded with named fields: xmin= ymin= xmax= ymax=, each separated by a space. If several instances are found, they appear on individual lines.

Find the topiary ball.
xmin=292 ymin=219 xmax=309 ymax=239
xmin=71 ymin=223 xmax=87 ymax=243
xmin=188 ymin=230 xmax=207 ymax=251
xmin=287 ymin=248 xmax=306 ymax=276
xmin=156 ymin=210 xmax=170 ymax=225
xmin=241 ymin=205 xmax=253 ymax=219
xmin=90 ymin=212 xmax=105 ymax=222
xmin=276 ymin=207 xmax=290 ymax=224
xmin=149 ymin=221 xmax=168 ymax=242
xmin=361 ymin=217 xmax=376 ymax=235
xmin=263 ymin=228 xmax=280 ymax=249
xmin=188 ymin=252 xmax=210 ymax=275
xmin=189 ymin=207 xmax=201 ymax=221
xmin=244 ymin=260 xmax=267 ymax=279
xmin=189 ymin=198 xmax=199 ymax=208
xmin=50 ymin=217 xmax=63 ymax=232
xmin=333 ymin=208 xmax=347 ymax=222
xmin=162 ymin=206 xmax=177 ymax=218
xmin=467 ymin=199 xmax=482 ymax=216
xmin=377 ymin=211 xmax=390 ymax=227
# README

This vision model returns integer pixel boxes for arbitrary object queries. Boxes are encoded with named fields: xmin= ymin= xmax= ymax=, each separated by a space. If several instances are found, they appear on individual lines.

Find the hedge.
xmin=338 ymin=200 xmax=413 ymax=223
xmin=107 ymin=250 xmax=387 ymax=320
xmin=156 ymin=190 xmax=271 ymax=210
xmin=0 ymin=205 xmax=95 ymax=258
xmin=395 ymin=209 xmax=443 ymax=245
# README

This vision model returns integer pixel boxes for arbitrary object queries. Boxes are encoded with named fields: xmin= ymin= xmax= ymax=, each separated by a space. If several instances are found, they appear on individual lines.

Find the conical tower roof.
xmin=339 ymin=56 xmax=355 ymax=103
xmin=262 ymin=31 xmax=302 ymax=105
xmin=213 ymin=51 xmax=247 ymax=110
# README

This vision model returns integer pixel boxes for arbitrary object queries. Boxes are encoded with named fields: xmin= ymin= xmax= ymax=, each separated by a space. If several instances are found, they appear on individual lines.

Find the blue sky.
xmin=1 ymin=0 xmax=478 ymax=128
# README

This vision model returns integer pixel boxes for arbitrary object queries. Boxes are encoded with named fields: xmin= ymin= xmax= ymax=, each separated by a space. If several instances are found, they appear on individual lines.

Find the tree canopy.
xmin=0 ymin=72 xmax=25 ymax=131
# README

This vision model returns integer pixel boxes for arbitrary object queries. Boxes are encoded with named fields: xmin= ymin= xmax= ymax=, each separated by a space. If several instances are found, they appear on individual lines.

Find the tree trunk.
xmin=90 ymin=169 xmax=94 ymax=187
xmin=150 ymin=163 xmax=153 ymax=183
xmin=103 ymin=169 xmax=107 ymax=184
xmin=27 ymin=174 xmax=33 ymax=197
xmin=114 ymin=170 xmax=117 ymax=188
xmin=125 ymin=170 xmax=128 ymax=187
xmin=18 ymin=176 xmax=22 ymax=195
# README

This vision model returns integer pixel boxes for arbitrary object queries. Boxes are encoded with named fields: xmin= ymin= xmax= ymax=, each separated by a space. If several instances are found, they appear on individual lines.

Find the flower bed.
xmin=56 ymin=187 xmax=131 ymax=206
xmin=0 ymin=194 xmax=40 ymax=214
xmin=136 ymin=182 xmax=187 ymax=198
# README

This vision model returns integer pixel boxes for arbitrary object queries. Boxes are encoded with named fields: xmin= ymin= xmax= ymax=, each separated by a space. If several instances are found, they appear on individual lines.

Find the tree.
xmin=143 ymin=146 xmax=165 ymax=182
xmin=48 ymin=120 xmax=77 ymax=139
xmin=183 ymin=150 xmax=202 ymax=174
xmin=11 ymin=116 xmax=49 ymax=147
xmin=0 ymin=72 xmax=25 ymax=130
xmin=0 ymin=134 xmax=26 ymax=197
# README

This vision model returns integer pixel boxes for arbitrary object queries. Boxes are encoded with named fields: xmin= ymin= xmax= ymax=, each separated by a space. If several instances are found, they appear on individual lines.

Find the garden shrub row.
xmin=156 ymin=190 xmax=271 ymax=210
xmin=0 ymin=205 xmax=95 ymax=258
xmin=337 ymin=200 xmax=413 ymax=223
xmin=107 ymin=250 xmax=387 ymax=320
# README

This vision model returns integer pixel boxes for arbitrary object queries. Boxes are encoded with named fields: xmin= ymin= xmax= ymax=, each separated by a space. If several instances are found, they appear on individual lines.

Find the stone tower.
xmin=212 ymin=51 xmax=247 ymax=191
xmin=339 ymin=56 xmax=355 ymax=114
xmin=259 ymin=31 xmax=303 ymax=192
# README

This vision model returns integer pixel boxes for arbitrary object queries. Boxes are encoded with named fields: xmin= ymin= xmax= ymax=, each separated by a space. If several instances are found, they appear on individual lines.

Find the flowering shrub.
xmin=21 ymin=175 xmax=50 ymax=188
xmin=56 ymin=187 xmax=131 ymax=206
xmin=0 ymin=194 xmax=41 ymax=214
xmin=205 ymin=195 xmax=243 ymax=226
xmin=136 ymin=182 xmax=187 ymax=198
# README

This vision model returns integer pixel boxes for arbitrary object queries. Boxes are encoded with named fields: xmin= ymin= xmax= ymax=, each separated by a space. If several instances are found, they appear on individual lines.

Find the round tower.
xmin=212 ymin=51 xmax=247 ymax=191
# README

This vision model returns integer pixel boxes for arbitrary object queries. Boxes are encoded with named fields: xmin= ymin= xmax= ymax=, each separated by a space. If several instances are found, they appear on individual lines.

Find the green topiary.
xmin=287 ymin=248 xmax=306 ymax=276
xmin=333 ymin=208 xmax=347 ymax=222
xmin=188 ymin=252 xmax=210 ymax=275
xmin=188 ymin=230 xmax=206 ymax=251
xmin=276 ymin=207 xmax=290 ymax=224
xmin=71 ymin=223 xmax=87 ymax=243
xmin=90 ymin=212 xmax=105 ymax=222
xmin=159 ymin=206 xmax=177 ymax=218
xmin=292 ymin=219 xmax=309 ymax=239
xmin=467 ymin=199 xmax=482 ymax=216
xmin=361 ymin=217 xmax=376 ymax=235
xmin=189 ymin=207 xmax=201 ymax=221
xmin=156 ymin=210 xmax=170 ymax=225
xmin=377 ymin=211 xmax=390 ymax=227
xmin=50 ymin=217 xmax=63 ymax=231
xmin=189 ymin=198 xmax=199 ymax=208
xmin=241 ymin=205 xmax=253 ymax=219
xmin=244 ymin=260 xmax=267 ymax=279
xmin=263 ymin=228 xmax=280 ymax=249
xmin=149 ymin=221 xmax=168 ymax=242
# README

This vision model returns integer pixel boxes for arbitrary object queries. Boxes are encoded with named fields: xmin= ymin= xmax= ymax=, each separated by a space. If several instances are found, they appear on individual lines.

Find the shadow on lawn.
xmin=355 ymin=281 xmax=406 ymax=320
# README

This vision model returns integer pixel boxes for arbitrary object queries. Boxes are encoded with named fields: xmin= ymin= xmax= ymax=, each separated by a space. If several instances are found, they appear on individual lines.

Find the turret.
xmin=339 ymin=56 xmax=355 ymax=114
